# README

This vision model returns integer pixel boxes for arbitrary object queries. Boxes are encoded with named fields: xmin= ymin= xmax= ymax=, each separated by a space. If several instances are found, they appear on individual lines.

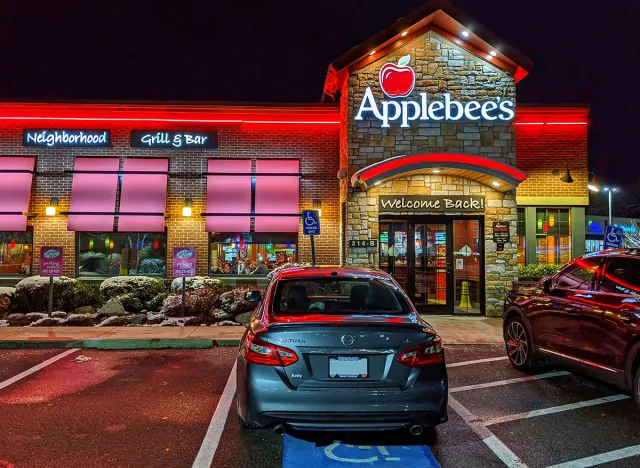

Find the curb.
xmin=0 ymin=338 xmax=241 ymax=350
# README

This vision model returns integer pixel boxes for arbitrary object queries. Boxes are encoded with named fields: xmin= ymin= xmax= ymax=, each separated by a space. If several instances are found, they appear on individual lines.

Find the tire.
xmin=504 ymin=316 xmax=541 ymax=372
xmin=633 ymin=365 xmax=640 ymax=412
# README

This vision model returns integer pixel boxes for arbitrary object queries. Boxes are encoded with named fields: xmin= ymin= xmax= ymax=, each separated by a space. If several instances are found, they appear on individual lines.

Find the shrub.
xmin=117 ymin=293 xmax=144 ymax=313
xmin=517 ymin=264 xmax=563 ymax=282
xmin=145 ymin=291 xmax=169 ymax=312
xmin=170 ymin=276 xmax=225 ymax=294
xmin=219 ymin=287 xmax=264 ymax=315
xmin=0 ymin=295 xmax=11 ymax=319
xmin=100 ymin=276 xmax=166 ymax=305
xmin=15 ymin=276 xmax=101 ymax=313
xmin=159 ymin=289 xmax=220 ymax=317
xmin=160 ymin=294 xmax=185 ymax=317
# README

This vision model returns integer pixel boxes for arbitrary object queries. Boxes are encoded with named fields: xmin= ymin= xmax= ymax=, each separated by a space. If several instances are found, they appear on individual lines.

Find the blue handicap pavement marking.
xmin=283 ymin=434 xmax=440 ymax=468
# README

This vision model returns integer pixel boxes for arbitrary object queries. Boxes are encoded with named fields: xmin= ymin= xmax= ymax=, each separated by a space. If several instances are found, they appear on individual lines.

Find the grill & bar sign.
xmin=379 ymin=195 xmax=485 ymax=213
xmin=131 ymin=130 xmax=219 ymax=149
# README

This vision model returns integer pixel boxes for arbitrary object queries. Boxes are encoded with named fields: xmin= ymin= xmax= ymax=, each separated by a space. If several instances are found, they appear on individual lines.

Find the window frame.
xmin=552 ymin=255 xmax=605 ymax=292
xmin=595 ymin=256 xmax=640 ymax=295
xmin=75 ymin=229 xmax=168 ymax=278
xmin=535 ymin=207 xmax=572 ymax=265
xmin=0 ymin=227 xmax=34 ymax=277
xmin=207 ymin=232 xmax=299 ymax=276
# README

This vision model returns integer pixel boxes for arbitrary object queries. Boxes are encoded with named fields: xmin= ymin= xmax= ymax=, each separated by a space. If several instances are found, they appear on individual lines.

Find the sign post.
xmin=172 ymin=247 xmax=196 ymax=317
xmin=302 ymin=210 xmax=321 ymax=266
xmin=40 ymin=247 xmax=63 ymax=316
xmin=604 ymin=225 xmax=624 ymax=250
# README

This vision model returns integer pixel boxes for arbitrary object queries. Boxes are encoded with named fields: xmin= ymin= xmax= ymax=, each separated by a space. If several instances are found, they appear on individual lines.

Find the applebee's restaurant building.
xmin=0 ymin=0 xmax=589 ymax=316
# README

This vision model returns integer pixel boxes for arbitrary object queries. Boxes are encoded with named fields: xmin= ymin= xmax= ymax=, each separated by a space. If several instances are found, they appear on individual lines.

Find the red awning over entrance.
xmin=350 ymin=153 xmax=527 ymax=192
xmin=0 ymin=156 xmax=36 ymax=231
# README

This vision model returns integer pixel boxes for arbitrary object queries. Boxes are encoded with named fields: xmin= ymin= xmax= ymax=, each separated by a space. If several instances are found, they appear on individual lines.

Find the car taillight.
xmin=397 ymin=336 xmax=444 ymax=366
xmin=245 ymin=333 xmax=299 ymax=367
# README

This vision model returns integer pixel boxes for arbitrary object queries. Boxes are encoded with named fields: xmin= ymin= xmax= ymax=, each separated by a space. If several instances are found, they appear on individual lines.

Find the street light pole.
xmin=603 ymin=187 xmax=619 ymax=226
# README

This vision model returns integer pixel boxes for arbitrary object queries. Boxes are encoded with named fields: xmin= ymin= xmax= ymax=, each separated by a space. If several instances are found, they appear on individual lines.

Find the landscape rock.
xmin=145 ymin=314 xmax=166 ymax=325
xmin=29 ymin=317 xmax=65 ymax=327
xmin=182 ymin=316 xmax=202 ymax=326
xmin=97 ymin=299 xmax=126 ymax=319
xmin=0 ymin=320 xmax=8 ymax=327
xmin=52 ymin=311 xmax=68 ymax=319
xmin=234 ymin=312 xmax=252 ymax=325
xmin=211 ymin=309 xmax=233 ymax=321
xmin=216 ymin=320 xmax=240 ymax=326
xmin=7 ymin=313 xmax=27 ymax=326
xmin=74 ymin=306 xmax=95 ymax=315
xmin=127 ymin=314 xmax=147 ymax=325
xmin=24 ymin=312 xmax=49 ymax=324
xmin=63 ymin=314 xmax=95 ymax=326
xmin=96 ymin=315 xmax=129 ymax=327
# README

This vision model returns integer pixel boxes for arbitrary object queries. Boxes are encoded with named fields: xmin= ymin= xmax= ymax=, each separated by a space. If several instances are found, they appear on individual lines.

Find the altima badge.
xmin=341 ymin=335 xmax=355 ymax=346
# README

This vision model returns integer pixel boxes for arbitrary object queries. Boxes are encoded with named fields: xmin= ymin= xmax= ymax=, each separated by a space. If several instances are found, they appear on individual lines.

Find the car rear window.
xmin=272 ymin=277 xmax=410 ymax=315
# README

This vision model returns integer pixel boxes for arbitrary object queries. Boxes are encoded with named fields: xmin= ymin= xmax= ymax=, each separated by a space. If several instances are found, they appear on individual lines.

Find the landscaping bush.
xmin=170 ymin=276 xmax=225 ymax=294
xmin=219 ymin=287 xmax=264 ymax=315
xmin=15 ymin=276 xmax=102 ymax=313
xmin=100 ymin=276 xmax=166 ymax=305
xmin=145 ymin=291 xmax=169 ymax=312
xmin=0 ymin=294 xmax=11 ymax=319
xmin=160 ymin=288 xmax=220 ymax=318
xmin=517 ymin=264 xmax=563 ymax=282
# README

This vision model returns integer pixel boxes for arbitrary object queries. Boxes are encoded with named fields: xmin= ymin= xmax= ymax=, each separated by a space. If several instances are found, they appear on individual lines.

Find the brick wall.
xmin=516 ymin=124 xmax=589 ymax=200
xmin=0 ymin=121 xmax=340 ymax=278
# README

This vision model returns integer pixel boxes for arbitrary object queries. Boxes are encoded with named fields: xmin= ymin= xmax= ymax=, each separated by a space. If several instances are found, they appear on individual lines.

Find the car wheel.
xmin=505 ymin=316 xmax=540 ymax=371
xmin=633 ymin=364 xmax=640 ymax=412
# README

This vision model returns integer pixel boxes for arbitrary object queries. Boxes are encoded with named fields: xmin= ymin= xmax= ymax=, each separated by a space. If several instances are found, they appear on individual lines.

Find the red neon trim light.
xmin=357 ymin=154 xmax=527 ymax=184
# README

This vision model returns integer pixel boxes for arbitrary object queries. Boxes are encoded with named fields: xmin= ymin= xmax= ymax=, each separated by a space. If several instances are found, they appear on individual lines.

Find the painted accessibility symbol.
xmin=283 ymin=434 xmax=440 ymax=467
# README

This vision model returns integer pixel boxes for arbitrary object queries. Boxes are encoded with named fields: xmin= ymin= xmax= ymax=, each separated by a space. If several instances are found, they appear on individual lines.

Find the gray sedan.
xmin=236 ymin=267 xmax=448 ymax=435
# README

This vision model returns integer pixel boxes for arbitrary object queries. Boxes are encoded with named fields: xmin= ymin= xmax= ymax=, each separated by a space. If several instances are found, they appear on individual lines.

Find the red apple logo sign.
xmin=378 ymin=54 xmax=415 ymax=98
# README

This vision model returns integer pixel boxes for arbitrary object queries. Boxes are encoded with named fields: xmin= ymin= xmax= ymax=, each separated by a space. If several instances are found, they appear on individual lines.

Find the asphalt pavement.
xmin=0 ymin=345 xmax=639 ymax=467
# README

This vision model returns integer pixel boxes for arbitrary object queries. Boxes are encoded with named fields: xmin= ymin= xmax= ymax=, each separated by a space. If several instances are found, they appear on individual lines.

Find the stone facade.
xmin=343 ymin=30 xmax=518 ymax=316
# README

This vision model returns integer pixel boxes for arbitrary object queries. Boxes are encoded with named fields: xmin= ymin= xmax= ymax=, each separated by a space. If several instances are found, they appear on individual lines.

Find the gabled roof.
xmin=323 ymin=0 xmax=533 ymax=100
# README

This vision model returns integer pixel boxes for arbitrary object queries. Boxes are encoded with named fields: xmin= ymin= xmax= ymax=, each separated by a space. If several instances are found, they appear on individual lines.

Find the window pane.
xmin=535 ymin=208 xmax=571 ymax=265
xmin=517 ymin=236 xmax=526 ymax=266
xmin=210 ymin=234 xmax=297 ymax=275
xmin=78 ymin=232 xmax=167 ymax=277
xmin=0 ymin=231 xmax=33 ymax=275
xmin=600 ymin=258 xmax=640 ymax=296
xmin=554 ymin=256 xmax=601 ymax=290
xmin=273 ymin=278 xmax=409 ymax=315
xmin=516 ymin=208 xmax=526 ymax=236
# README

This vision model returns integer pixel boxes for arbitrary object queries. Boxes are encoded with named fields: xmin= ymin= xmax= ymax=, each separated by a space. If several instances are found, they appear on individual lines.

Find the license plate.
xmin=329 ymin=356 xmax=368 ymax=378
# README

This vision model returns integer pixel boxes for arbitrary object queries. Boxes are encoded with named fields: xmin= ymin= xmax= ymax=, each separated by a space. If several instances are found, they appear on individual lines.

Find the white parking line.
xmin=483 ymin=394 xmax=631 ymax=426
xmin=546 ymin=444 xmax=640 ymax=468
xmin=448 ymin=395 xmax=529 ymax=468
xmin=449 ymin=371 xmax=570 ymax=393
xmin=448 ymin=356 xmax=509 ymax=368
xmin=192 ymin=362 xmax=237 ymax=468
xmin=0 ymin=348 xmax=80 ymax=390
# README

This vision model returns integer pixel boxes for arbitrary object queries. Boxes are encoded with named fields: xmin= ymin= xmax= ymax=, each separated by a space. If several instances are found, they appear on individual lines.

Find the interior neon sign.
xmin=354 ymin=55 xmax=515 ymax=127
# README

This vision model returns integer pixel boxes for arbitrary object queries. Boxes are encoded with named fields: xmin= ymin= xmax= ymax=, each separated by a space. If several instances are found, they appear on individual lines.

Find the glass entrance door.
xmin=380 ymin=217 xmax=484 ymax=315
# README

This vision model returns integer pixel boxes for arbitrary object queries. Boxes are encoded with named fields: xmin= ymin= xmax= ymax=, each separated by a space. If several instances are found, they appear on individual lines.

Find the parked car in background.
xmin=236 ymin=267 xmax=448 ymax=435
xmin=503 ymin=250 xmax=640 ymax=410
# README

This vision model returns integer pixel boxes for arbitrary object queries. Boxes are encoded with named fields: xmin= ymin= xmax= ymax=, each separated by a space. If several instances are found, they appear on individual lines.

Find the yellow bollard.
xmin=459 ymin=281 xmax=472 ymax=308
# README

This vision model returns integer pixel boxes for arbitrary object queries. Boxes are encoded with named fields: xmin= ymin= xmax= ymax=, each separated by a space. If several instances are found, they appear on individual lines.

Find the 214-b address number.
xmin=349 ymin=239 xmax=378 ymax=248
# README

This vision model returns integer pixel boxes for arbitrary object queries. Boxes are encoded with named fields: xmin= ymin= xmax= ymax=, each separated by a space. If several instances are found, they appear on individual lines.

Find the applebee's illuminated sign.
xmin=354 ymin=55 xmax=515 ymax=127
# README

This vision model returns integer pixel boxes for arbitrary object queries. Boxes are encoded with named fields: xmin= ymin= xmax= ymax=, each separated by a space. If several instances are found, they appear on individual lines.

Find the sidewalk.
xmin=0 ymin=316 xmax=503 ymax=349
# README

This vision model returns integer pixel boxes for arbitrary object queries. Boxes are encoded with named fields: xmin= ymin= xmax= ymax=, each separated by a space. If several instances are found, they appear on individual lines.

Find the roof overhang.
xmin=350 ymin=153 xmax=527 ymax=192
xmin=323 ymin=0 xmax=533 ymax=99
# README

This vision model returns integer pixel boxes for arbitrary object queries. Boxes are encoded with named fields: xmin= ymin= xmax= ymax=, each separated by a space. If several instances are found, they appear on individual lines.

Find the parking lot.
xmin=0 ymin=345 xmax=639 ymax=468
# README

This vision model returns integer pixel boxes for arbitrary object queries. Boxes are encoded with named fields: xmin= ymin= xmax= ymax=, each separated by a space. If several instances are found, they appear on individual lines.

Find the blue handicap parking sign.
xmin=283 ymin=434 xmax=440 ymax=468
xmin=302 ymin=210 xmax=321 ymax=236
xmin=604 ymin=225 xmax=623 ymax=249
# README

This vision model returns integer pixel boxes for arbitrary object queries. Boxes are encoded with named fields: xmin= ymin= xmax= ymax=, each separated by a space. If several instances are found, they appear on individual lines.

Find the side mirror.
xmin=542 ymin=276 xmax=552 ymax=294
xmin=245 ymin=290 xmax=262 ymax=303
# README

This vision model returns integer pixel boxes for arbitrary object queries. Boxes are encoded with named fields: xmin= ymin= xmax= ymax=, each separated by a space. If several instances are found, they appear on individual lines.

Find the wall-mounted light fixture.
xmin=182 ymin=198 xmax=193 ymax=217
xmin=312 ymin=199 xmax=322 ymax=217
xmin=560 ymin=165 xmax=574 ymax=184
xmin=45 ymin=197 xmax=58 ymax=216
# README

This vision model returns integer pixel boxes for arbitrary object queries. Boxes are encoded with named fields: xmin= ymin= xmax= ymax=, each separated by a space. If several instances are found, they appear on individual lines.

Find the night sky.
xmin=1 ymin=0 xmax=638 ymax=189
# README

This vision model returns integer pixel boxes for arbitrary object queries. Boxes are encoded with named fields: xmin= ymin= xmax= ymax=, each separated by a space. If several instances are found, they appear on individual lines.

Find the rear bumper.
xmin=237 ymin=359 xmax=448 ymax=430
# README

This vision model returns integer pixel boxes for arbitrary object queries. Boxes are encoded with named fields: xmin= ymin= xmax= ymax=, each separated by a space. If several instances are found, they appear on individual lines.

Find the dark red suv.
xmin=503 ymin=250 xmax=640 ymax=409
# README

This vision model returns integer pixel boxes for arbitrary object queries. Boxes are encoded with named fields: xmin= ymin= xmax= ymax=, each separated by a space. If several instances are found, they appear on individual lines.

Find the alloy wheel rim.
xmin=506 ymin=321 xmax=528 ymax=366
